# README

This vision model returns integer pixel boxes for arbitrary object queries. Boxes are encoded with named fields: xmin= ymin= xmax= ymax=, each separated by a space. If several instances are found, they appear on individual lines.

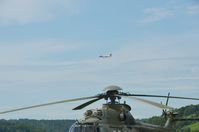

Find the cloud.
xmin=187 ymin=5 xmax=199 ymax=15
xmin=138 ymin=8 xmax=173 ymax=24
xmin=0 ymin=0 xmax=78 ymax=25
xmin=0 ymin=39 xmax=84 ymax=65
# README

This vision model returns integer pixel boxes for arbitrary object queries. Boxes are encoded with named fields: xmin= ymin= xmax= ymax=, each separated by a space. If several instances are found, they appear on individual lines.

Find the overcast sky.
xmin=0 ymin=0 xmax=198 ymax=120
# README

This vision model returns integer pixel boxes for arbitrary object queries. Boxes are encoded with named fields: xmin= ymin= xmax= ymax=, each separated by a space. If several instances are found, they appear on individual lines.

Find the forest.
xmin=0 ymin=119 xmax=75 ymax=132
xmin=0 ymin=104 xmax=198 ymax=132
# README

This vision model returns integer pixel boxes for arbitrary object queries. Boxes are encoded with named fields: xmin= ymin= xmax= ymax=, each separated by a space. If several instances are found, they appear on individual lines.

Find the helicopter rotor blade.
xmin=162 ymin=92 xmax=171 ymax=118
xmin=0 ymin=96 xmax=98 ymax=114
xmin=124 ymin=94 xmax=199 ymax=100
xmin=73 ymin=98 xmax=102 ymax=110
xmin=119 ymin=95 xmax=174 ymax=110
xmin=165 ymin=92 xmax=170 ymax=106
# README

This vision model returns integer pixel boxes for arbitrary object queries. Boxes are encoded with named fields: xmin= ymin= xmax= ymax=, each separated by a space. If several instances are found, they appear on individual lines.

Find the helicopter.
xmin=0 ymin=85 xmax=199 ymax=132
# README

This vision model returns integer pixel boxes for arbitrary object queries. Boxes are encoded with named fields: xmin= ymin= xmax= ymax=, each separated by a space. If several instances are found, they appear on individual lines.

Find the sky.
xmin=0 ymin=0 xmax=199 ymax=120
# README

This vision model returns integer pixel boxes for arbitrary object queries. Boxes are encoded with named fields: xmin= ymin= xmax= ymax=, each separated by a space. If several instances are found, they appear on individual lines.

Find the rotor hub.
xmin=103 ymin=85 xmax=122 ymax=104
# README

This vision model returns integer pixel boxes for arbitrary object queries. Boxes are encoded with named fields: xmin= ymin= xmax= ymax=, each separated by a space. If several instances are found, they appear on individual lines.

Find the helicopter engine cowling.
xmin=69 ymin=103 xmax=136 ymax=132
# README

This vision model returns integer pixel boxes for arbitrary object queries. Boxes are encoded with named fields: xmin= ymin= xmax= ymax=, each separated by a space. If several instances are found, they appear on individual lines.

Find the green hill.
xmin=142 ymin=104 xmax=199 ymax=131
xmin=175 ymin=104 xmax=199 ymax=131
xmin=182 ymin=122 xmax=199 ymax=132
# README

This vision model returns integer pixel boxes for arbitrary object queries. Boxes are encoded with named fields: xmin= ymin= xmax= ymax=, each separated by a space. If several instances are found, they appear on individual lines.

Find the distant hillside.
xmin=174 ymin=104 xmax=199 ymax=131
xmin=0 ymin=104 xmax=198 ymax=132
xmin=142 ymin=104 xmax=199 ymax=132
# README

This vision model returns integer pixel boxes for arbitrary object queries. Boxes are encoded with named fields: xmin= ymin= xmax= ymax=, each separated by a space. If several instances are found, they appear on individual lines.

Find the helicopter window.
xmin=69 ymin=123 xmax=100 ymax=132
xmin=98 ymin=127 xmax=123 ymax=132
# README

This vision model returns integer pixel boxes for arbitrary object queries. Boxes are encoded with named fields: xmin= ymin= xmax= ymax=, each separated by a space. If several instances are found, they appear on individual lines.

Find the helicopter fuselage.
xmin=69 ymin=103 xmax=172 ymax=132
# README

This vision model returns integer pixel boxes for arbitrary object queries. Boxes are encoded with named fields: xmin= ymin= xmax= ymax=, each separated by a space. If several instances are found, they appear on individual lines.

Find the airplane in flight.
xmin=99 ymin=53 xmax=112 ymax=58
